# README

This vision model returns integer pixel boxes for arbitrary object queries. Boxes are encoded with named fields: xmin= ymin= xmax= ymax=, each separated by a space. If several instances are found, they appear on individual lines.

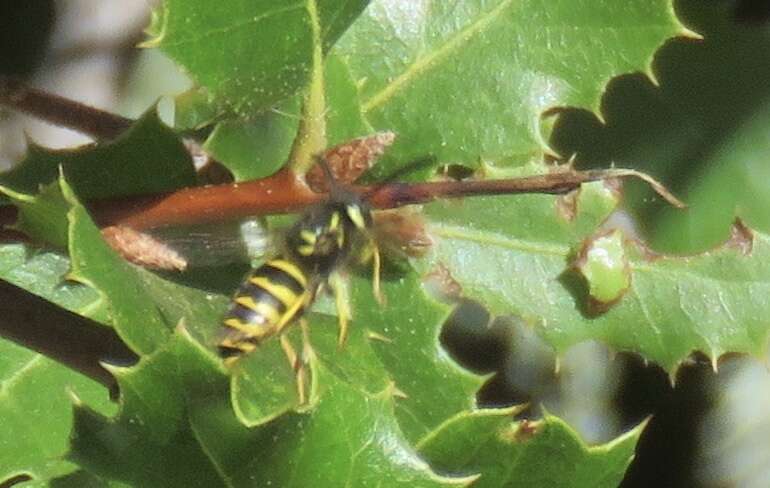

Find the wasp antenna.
xmin=312 ymin=155 xmax=342 ymax=193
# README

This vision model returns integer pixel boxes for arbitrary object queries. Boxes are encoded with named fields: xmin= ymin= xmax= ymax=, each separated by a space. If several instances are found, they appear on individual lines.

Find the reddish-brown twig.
xmin=0 ymin=76 xmax=132 ymax=140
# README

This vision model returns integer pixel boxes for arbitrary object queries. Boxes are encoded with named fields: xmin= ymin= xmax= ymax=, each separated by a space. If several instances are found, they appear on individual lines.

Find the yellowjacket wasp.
xmin=217 ymin=151 xmax=389 ymax=401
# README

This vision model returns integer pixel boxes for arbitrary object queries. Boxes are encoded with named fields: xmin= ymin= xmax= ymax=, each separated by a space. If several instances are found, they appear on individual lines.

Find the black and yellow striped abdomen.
xmin=218 ymin=258 xmax=313 ymax=361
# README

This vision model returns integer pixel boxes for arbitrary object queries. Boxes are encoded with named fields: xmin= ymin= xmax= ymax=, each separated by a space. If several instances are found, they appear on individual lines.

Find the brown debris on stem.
xmin=305 ymin=131 xmax=396 ymax=191
xmin=101 ymin=225 xmax=188 ymax=271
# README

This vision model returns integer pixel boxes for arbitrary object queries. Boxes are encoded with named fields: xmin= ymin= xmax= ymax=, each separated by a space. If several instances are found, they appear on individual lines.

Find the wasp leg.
xmin=280 ymin=332 xmax=308 ymax=405
xmin=357 ymin=234 xmax=384 ymax=305
xmin=328 ymin=273 xmax=351 ymax=347
xmin=300 ymin=318 xmax=317 ymax=363
xmin=275 ymin=289 xmax=313 ymax=334
xmin=369 ymin=236 xmax=384 ymax=305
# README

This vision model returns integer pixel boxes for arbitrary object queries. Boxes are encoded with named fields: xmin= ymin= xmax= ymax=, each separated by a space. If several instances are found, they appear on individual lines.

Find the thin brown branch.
xmin=367 ymin=168 xmax=686 ymax=210
xmin=0 ymin=76 xmax=132 ymax=140
xmin=88 ymin=167 xmax=683 ymax=231
xmin=0 ymin=82 xmax=683 ymax=232
xmin=90 ymin=167 xmax=323 ymax=229
xmin=0 ymin=278 xmax=138 ymax=390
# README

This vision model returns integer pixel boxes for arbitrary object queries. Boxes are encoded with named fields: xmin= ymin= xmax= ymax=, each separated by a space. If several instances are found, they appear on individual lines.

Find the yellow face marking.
xmin=249 ymin=276 xmax=300 ymax=308
xmin=300 ymin=229 xmax=317 ymax=244
xmin=329 ymin=211 xmax=340 ymax=231
xmin=346 ymin=205 xmax=366 ymax=229
xmin=234 ymin=296 xmax=281 ymax=325
xmin=267 ymin=259 xmax=308 ymax=287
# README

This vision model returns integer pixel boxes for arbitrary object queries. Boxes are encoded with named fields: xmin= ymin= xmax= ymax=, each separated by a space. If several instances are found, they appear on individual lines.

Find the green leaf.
xmin=182 ymin=329 xmax=467 ymax=488
xmin=423 ymin=168 xmax=770 ymax=371
xmin=67 ymin=338 xmax=224 ymax=487
xmin=61 ymin=177 xmax=171 ymax=355
xmin=0 ymin=110 xmax=194 ymax=199
xmin=228 ymin=308 xmax=395 ymax=427
xmin=1 ymin=182 xmax=69 ymax=249
xmin=151 ymin=0 xmax=371 ymax=115
xmin=549 ymin=3 xmax=770 ymax=254
xmin=68 ymin=328 xmax=465 ymax=487
xmin=331 ymin=0 xmax=684 ymax=169
xmin=0 ymin=243 xmax=100 ymax=317
xmin=324 ymin=52 xmax=371 ymax=144
xmin=0 ymin=339 xmax=114 ymax=485
xmin=651 ymin=98 xmax=770 ymax=252
xmin=418 ymin=409 xmax=643 ymax=487
xmin=202 ymin=98 xmax=300 ymax=180
xmin=350 ymin=272 xmax=482 ymax=442
xmin=50 ymin=469 xmax=129 ymax=488
xmin=229 ymin=326 xmax=306 ymax=426
xmin=201 ymin=50 xmax=374 ymax=181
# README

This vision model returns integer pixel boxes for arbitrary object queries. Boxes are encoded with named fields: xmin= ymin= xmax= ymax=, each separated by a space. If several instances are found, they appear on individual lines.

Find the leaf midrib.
xmin=432 ymin=224 xmax=569 ymax=257
xmin=436 ymin=224 xmax=770 ymax=287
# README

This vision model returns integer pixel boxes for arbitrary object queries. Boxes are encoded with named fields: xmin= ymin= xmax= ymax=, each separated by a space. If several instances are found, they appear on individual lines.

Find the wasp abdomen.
xmin=218 ymin=258 xmax=311 ymax=360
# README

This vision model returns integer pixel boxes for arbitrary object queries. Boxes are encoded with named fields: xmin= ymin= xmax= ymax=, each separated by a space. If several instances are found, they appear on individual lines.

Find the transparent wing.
xmin=104 ymin=218 xmax=273 ymax=271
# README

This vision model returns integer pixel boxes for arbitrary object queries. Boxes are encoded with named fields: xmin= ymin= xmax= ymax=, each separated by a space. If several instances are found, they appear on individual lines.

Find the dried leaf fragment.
xmin=306 ymin=131 xmax=396 ymax=192
xmin=102 ymin=225 xmax=187 ymax=271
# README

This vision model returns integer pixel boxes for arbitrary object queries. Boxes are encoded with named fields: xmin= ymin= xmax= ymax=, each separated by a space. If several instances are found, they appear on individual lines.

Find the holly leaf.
xmin=67 ymin=328 xmax=467 ymax=487
xmin=0 ymin=243 xmax=100 ymax=319
xmin=418 ymin=408 xmax=643 ymax=487
xmin=202 ymin=98 xmax=300 ymax=181
xmin=330 ymin=0 xmax=685 ymax=170
xmin=550 ymin=2 xmax=770 ymax=254
xmin=61 ymin=178 xmax=171 ymax=355
xmin=0 ymin=109 xmax=194 ymax=199
xmin=349 ymin=272 xmax=482 ymax=443
xmin=0 ymin=339 xmax=114 ymax=485
xmin=422 ymin=165 xmax=770 ymax=371
xmin=150 ymin=0 xmax=371 ymax=115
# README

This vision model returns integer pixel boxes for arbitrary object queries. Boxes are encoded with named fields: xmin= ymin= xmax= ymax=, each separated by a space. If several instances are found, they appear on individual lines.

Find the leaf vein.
xmin=630 ymin=286 xmax=666 ymax=353
xmin=634 ymin=262 xmax=770 ymax=286
xmin=433 ymin=224 xmax=569 ymax=256
xmin=362 ymin=0 xmax=517 ymax=113
xmin=0 ymin=355 xmax=45 ymax=400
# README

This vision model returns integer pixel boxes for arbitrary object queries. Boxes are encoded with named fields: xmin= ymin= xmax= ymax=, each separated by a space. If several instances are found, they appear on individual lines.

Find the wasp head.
xmin=286 ymin=198 xmax=372 ymax=276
